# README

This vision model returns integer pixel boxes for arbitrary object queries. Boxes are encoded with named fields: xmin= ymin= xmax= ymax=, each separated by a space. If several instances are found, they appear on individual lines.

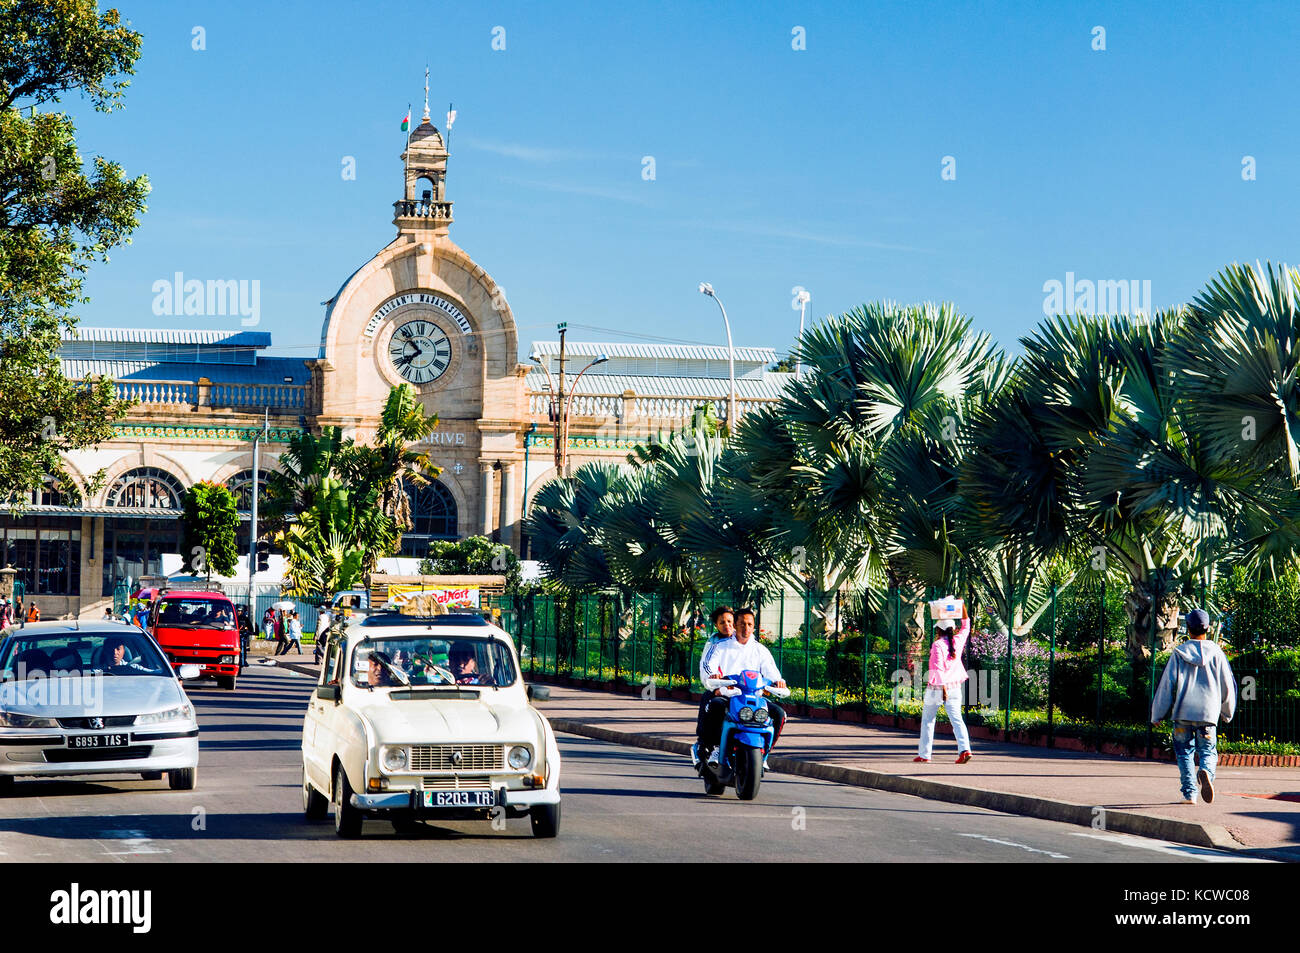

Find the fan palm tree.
xmin=735 ymin=301 xmax=1000 ymax=637
xmin=1174 ymin=261 xmax=1300 ymax=484
xmin=525 ymin=462 xmax=626 ymax=593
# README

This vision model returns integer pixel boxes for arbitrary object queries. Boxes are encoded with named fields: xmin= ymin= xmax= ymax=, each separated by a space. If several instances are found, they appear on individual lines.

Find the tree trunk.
xmin=1124 ymin=579 xmax=1180 ymax=660
xmin=900 ymin=595 xmax=928 ymax=675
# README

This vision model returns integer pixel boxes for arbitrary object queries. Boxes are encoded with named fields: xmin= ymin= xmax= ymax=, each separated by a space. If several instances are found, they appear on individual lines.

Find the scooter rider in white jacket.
xmin=693 ymin=607 xmax=787 ymax=770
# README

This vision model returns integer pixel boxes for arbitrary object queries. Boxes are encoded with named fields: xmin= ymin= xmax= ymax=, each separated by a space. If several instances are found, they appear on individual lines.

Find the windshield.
xmin=156 ymin=598 xmax=236 ymax=629
xmin=351 ymin=636 xmax=517 ymax=689
xmin=1 ymin=630 xmax=170 ymax=679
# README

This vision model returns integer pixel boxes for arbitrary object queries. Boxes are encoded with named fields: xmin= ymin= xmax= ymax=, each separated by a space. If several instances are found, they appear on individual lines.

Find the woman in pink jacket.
xmin=914 ymin=601 xmax=973 ymax=764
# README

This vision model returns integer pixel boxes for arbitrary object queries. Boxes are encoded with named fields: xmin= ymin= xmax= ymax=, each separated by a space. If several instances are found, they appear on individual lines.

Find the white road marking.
xmin=97 ymin=829 xmax=171 ymax=856
xmin=957 ymin=832 xmax=1069 ymax=859
xmin=1069 ymin=831 xmax=1271 ymax=862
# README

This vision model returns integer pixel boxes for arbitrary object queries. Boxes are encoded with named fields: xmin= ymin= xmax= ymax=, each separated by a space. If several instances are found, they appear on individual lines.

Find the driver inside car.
xmin=366 ymin=651 xmax=398 ymax=688
xmin=102 ymin=635 xmax=154 ymax=673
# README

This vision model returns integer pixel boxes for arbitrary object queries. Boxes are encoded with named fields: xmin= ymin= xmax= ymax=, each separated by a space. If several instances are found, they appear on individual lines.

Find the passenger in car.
xmin=449 ymin=644 xmax=490 ymax=685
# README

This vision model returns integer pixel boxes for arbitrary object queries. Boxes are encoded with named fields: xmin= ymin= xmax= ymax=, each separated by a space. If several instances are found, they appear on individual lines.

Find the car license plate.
xmin=70 ymin=734 xmax=129 ymax=749
xmin=423 ymin=791 xmax=495 ymax=808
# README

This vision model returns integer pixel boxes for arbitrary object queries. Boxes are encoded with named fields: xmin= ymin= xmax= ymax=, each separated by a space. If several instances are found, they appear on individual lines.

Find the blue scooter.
xmin=698 ymin=670 xmax=790 ymax=800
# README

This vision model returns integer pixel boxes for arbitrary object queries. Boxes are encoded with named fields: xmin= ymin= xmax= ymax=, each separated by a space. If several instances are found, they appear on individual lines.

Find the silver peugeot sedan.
xmin=0 ymin=621 xmax=200 ymax=792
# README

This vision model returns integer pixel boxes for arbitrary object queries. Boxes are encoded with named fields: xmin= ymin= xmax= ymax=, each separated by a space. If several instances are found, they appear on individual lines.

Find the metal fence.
xmin=486 ymin=586 xmax=1300 ymax=751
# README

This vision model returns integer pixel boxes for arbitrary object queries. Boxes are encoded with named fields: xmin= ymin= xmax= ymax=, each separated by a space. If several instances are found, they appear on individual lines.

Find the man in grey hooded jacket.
xmin=1150 ymin=609 xmax=1237 ymax=804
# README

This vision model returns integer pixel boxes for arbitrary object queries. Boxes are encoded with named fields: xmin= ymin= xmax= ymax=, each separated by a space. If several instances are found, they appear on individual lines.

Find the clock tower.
xmin=311 ymin=99 xmax=528 ymax=551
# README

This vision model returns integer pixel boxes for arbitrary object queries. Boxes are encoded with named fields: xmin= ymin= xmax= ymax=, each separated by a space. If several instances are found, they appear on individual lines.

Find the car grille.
xmin=44 ymin=746 xmax=153 ymax=763
xmin=57 ymin=716 xmax=136 ymax=729
xmin=420 ymin=776 xmax=493 ymax=791
xmin=409 ymin=744 xmax=504 ymax=772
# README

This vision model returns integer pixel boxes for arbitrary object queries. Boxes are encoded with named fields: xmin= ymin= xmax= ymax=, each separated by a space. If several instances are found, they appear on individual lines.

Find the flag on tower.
xmin=446 ymin=107 xmax=457 ymax=131
xmin=400 ymin=107 xmax=411 ymax=132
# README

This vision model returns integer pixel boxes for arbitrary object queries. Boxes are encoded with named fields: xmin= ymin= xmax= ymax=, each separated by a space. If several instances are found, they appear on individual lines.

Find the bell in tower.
xmin=395 ymin=77 xmax=453 ymax=235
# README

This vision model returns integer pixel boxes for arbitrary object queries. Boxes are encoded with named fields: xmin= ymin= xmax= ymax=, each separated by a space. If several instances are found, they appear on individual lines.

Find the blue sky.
xmin=70 ymin=0 xmax=1300 ymax=361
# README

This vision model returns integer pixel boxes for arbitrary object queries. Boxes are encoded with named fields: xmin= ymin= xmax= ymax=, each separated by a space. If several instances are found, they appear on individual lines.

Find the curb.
xmin=525 ymin=673 xmax=1297 ymax=767
xmin=547 ymin=717 xmax=1246 ymax=853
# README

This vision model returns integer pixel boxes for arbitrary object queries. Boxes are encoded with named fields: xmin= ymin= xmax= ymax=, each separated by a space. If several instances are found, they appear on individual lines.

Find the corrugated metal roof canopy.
xmin=528 ymin=341 xmax=777 ymax=364
xmin=62 ymin=327 xmax=271 ymax=347
xmin=525 ymin=370 xmax=794 ymax=399
xmin=60 ymin=357 xmax=310 ymax=385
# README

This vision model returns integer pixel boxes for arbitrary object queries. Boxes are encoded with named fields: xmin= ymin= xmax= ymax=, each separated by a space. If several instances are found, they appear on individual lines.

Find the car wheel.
xmin=168 ymin=766 xmax=197 ymax=791
xmin=303 ymin=766 xmax=328 ymax=819
xmin=529 ymin=802 xmax=560 ymax=838
xmin=216 ymin=675 xmax=236 ymax=690
xmin=332 ymin=764 xmax=363 ymax=839
xmin=140 ymin=771 xmax=163 ymax=781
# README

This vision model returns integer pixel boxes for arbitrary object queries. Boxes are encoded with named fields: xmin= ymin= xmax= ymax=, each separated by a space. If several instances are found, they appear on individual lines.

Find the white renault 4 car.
xmin=0 ymin=621 xmax=200 ymax=792
xmin=301 ymin=611 xmax=561 ymax=838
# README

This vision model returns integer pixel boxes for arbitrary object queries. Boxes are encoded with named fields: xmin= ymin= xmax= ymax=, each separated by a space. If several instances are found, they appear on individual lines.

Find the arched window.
xmin=105 ymin=467 xmax=185 ymax=509
xmin=39 ymin=482 xmax=64 ymax=507
xmin=224 ymin=469 xmax=273 ymax=513
xmin=400 ymin=480 xmax=458 ymax=557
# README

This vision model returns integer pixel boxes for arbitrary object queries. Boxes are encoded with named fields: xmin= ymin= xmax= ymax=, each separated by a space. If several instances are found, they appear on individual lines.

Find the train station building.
xmin=4 ymin=113 xmax=793 ymax=618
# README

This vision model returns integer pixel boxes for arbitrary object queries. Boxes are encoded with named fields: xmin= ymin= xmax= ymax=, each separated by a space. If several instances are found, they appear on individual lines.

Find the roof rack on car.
xmin=359 ymin=612 xmax=489 ymax=628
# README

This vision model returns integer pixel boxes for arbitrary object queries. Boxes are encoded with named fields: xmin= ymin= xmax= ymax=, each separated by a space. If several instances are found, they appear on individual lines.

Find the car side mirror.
xmin=316 ymin=684 xmax=340 ymax=702
xmin=526 ymin=683 xmax=549 ymax=702
xmin=178 ymin=664 xmax=201 ymax=680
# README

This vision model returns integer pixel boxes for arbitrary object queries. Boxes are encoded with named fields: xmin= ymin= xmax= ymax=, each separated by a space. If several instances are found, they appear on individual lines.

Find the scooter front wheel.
xmin=735 ymin=743 xmax=764 ymax=800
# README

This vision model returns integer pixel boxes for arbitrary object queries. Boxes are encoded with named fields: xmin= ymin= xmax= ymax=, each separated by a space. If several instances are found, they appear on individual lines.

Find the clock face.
xmin=387 ymin=318 xmax=452 ymax=385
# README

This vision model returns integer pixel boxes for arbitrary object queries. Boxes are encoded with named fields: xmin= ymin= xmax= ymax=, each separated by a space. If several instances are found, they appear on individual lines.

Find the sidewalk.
xmin=534 ymin=684 xmax=1300 ymax=858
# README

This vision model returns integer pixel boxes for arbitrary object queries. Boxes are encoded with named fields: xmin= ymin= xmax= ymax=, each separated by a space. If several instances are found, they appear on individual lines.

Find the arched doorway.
xmin=399 ymin=479 xmax=458 ymax=558
xmin=101 ymin=466 xmax=185 ymax=595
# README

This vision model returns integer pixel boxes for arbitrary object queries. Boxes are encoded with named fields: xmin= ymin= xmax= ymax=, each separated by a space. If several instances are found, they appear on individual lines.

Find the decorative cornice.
xmin=113 ymin=424 xmax=298 ymax=442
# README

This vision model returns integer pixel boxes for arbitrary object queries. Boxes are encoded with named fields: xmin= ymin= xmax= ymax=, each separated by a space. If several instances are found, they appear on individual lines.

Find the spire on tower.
xmin=422 ymin=65 xmax=430 ymax=123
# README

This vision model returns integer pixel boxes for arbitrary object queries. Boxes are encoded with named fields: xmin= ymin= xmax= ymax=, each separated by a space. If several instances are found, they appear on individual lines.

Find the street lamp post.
xmin=247 ymin=407 xmax=269 ymax=600
xmin=530 ymin=343 xmax=608 ymax=478
xmin=560 ymin=354 xmax=609 ymax=475
xmin=794 ymin=288 xmax=810 ymax=379
xmin=699 ymin=282 xmax=736 ymax=431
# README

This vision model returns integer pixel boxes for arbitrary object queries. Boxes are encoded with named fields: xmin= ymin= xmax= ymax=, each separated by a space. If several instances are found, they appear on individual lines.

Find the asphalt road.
xmin=0 ymin=665 xmax=1268 ymax=863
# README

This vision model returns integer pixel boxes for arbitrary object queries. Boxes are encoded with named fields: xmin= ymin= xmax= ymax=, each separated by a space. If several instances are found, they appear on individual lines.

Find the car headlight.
xmin=508 ymin=745 xmax=532 ymax=769
xmin=0 ymin=711 xmax=58 ymax=729
xmin=382 ymin=746 xmax=408 ymax=771
xmin=738 ymin=706 xmax=755 ymax=723
xmin=219 ymin=655 xmax=235 ymax=664
xmin=134 ymin=704 xmax=193 ymax=726
xmin=753 ymin=707 xmax=771 ymax=725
